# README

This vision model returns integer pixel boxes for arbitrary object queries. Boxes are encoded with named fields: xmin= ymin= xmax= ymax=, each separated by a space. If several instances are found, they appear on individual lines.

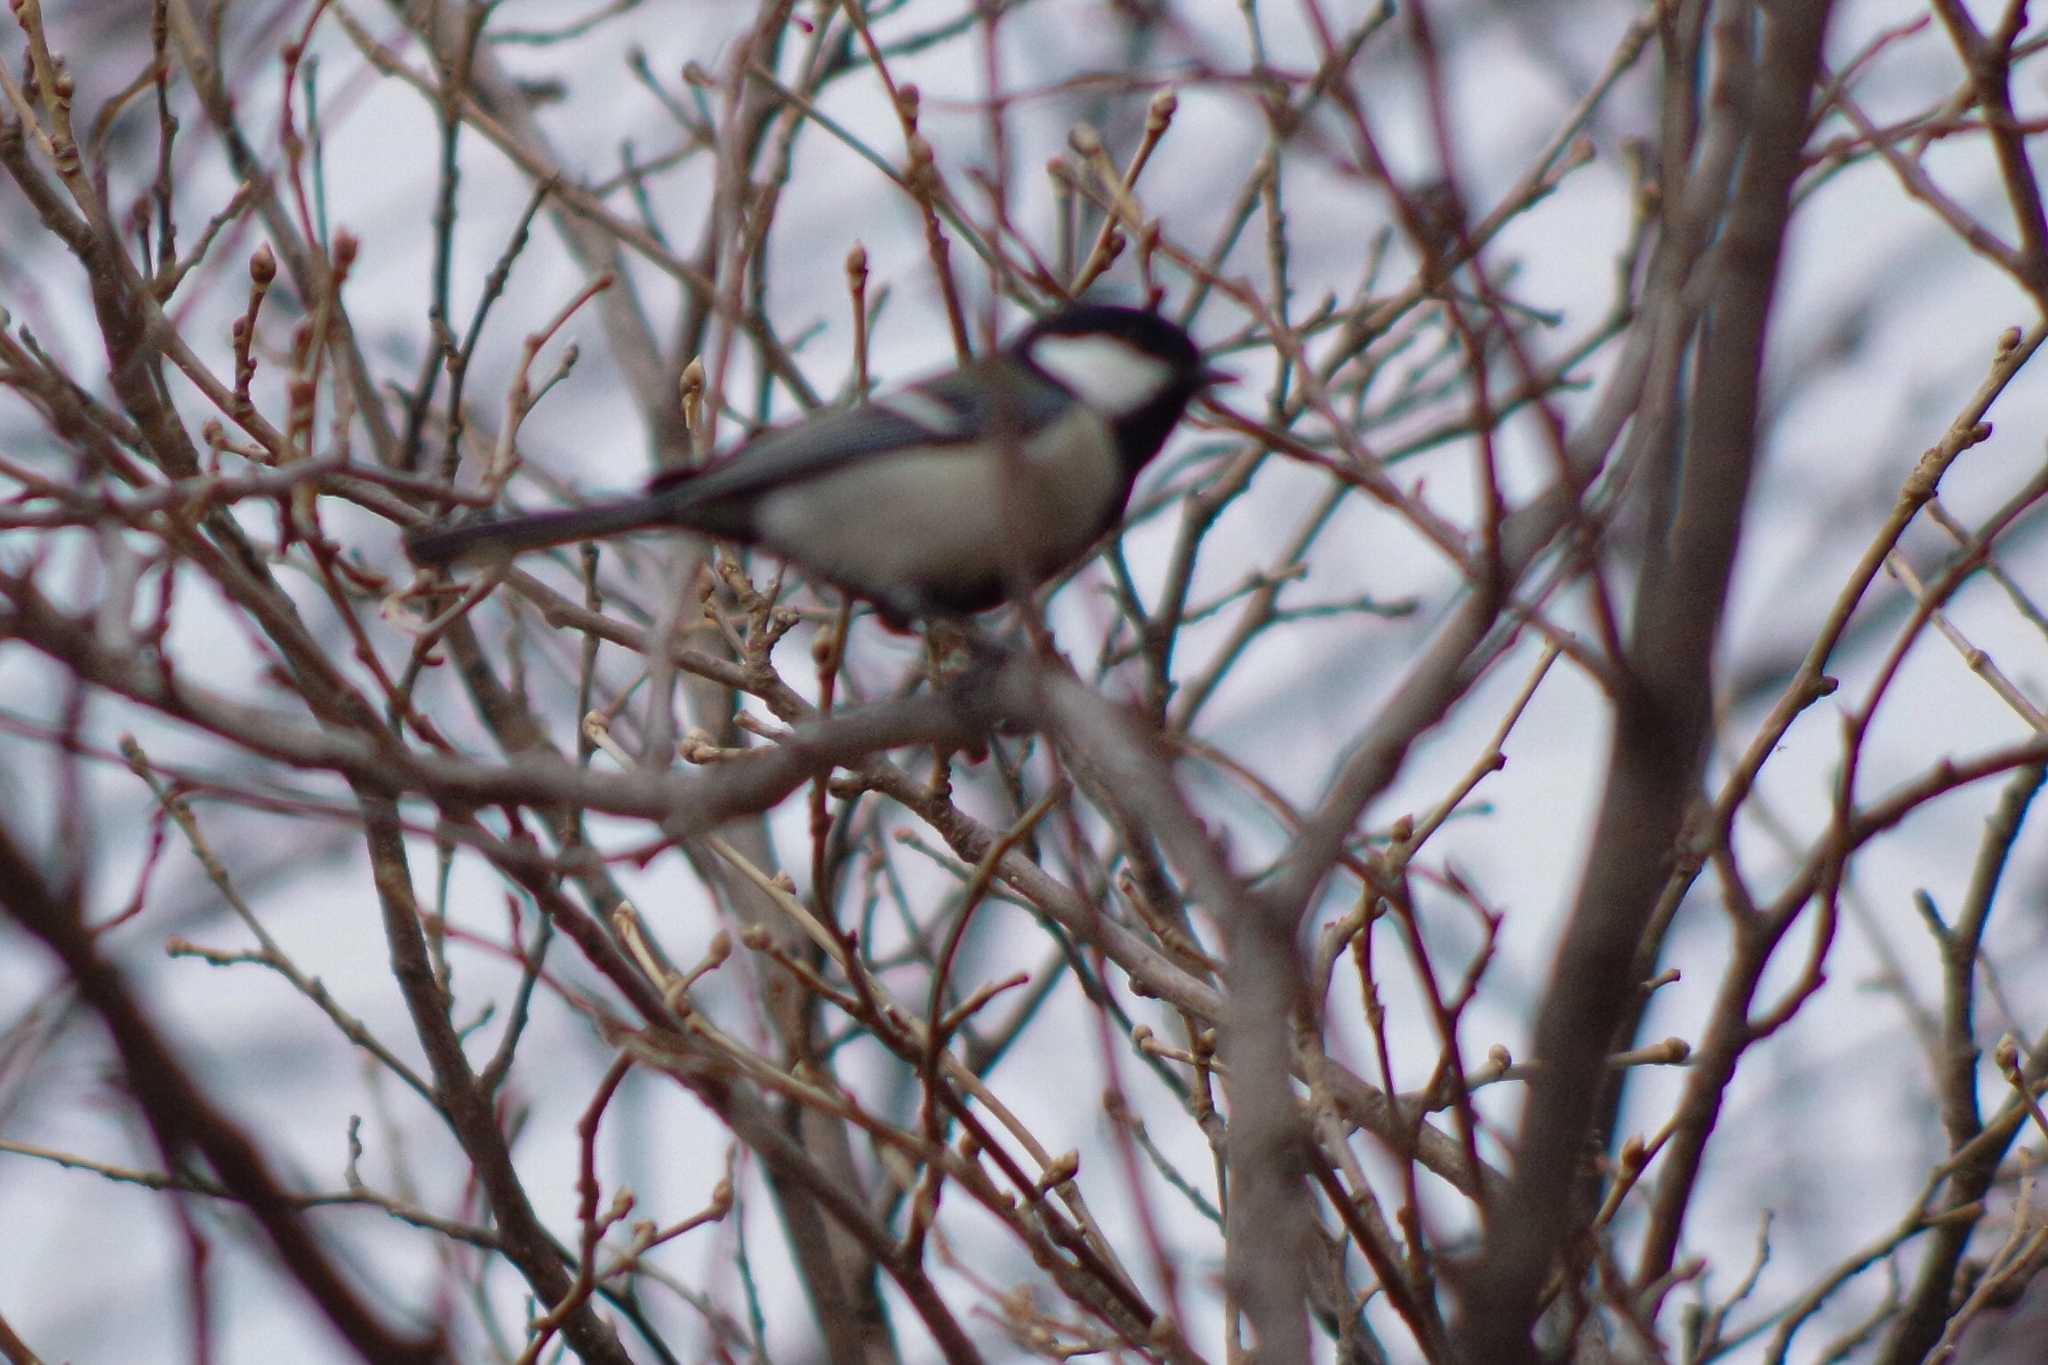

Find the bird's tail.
xmin=404 ymin=497 xmax=673 ymax=567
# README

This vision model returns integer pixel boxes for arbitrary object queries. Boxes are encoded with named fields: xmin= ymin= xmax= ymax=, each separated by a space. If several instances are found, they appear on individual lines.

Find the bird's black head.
xmin=1012 ymin=303 xmax=1228 ymax=470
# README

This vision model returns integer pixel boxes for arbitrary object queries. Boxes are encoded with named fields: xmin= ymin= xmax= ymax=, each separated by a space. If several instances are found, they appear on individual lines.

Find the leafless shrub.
xmin=3 ymin=2 xmax=2047 ymax=1362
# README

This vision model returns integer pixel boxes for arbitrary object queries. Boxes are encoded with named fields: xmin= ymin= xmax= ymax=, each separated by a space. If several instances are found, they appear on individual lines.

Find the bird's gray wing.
xmin=646 ymin=358 xmax=1073 ymax=504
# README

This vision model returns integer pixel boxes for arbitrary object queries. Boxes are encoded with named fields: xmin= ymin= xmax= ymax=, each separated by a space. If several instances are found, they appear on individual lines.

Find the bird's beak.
xmin=1197 ymin=364 xmax=1236 ymax=389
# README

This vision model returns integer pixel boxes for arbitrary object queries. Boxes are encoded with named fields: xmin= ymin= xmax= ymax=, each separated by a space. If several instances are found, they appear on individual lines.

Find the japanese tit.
xmin=404 ymin=303 xmax=1227 ymax=623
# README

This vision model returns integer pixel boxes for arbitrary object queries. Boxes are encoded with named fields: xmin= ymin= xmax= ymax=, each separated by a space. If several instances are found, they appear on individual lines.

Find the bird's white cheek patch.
xmin=1028 ymin=335 xmax=1175 ymax=415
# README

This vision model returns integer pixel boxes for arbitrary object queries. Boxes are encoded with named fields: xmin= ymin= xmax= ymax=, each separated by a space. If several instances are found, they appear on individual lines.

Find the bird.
xmin=403 ymin=303 xmax=1228 ymax=624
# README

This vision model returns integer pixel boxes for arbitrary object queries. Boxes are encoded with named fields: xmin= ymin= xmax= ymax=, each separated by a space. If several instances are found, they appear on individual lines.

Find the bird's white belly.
xmin=752 ymin=408 xmax=1121 ymax=598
